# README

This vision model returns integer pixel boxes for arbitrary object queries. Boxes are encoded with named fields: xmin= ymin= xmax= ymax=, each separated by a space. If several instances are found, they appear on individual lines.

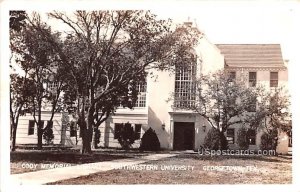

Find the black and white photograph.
xmin=1 ymin=0 xmax=299 ymax=191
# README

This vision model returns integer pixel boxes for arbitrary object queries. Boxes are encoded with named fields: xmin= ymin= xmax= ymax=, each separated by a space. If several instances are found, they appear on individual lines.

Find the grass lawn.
xmin=10 ymin=148 xmax=147 ymax=174
xmin=50 ymin=154 xmax=292 ymax=184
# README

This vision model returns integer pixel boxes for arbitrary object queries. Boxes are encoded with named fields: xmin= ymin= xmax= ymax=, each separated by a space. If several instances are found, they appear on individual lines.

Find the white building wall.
xmin=147 ymin=69 xmax=174 ymax=149
xmin=16 ymin=112 xmax=63 ymax=145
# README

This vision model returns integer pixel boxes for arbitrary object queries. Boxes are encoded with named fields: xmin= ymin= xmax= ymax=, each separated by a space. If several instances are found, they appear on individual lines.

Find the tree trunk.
xmin=11 ymin=124 xmax=17 ymax=151
xmin=93 ymin=128 xmax=97 ymax=149
xmin=79 ymin=117 xmax=93 ymax=154
xmin=37 ymin=126 xmax=43 ymax=150
xmin=37 ymin=100 xmax=43 ymax=150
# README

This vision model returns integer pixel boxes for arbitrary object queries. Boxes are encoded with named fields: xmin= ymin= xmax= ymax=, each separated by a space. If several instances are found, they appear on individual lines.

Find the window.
xmin=114 ymin=123 xmax=142 ymax=140
xmin=249 ymin=72 xmax=256 ymax=87
xmin=28 ymin=120 xmax=35 ymax=135
xmin=246 ymin=96 xmax=257 ymax=112
xmin=226 ymin=128 xmax=235 ymax=144
xmin=288 ymin=131 xmax=292 ymax=147
xmin=270 ymin=72 xmax=278 ymax=87
xmin=134 ymin=124 xmax=142 ymax=139
xmin=48 ymin=82 xmax=58 ymax=90
xmin=70 ymin=121 xmax=77 ymax=137
xmin=114 ymin=123 xmax=123 ymax=139
xmin=174 ymin=63 xmax=196 ymax=108
xmin=134 ymin=82 xmax=147 ymax=108
xmin=39 ymin=121 xmax=44 ymax=130
xmin=229 ymin=71 xmax=236 ymax=82
xmin=248 ymin=129 xmax=256 ymax=145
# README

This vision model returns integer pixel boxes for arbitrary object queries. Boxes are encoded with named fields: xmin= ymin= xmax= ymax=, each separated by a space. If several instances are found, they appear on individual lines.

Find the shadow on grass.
xmin=174 ymin=153 xmax=291 ymax=163
xmin=10 ymin=151 xmax=130 ymax=164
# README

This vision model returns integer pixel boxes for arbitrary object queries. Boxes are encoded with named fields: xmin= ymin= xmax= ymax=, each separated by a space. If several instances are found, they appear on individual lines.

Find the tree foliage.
xmin=10 ymin=10 xmax=30 ymax=151
xmin=177 ymin=70 xmax=257 ymax=133
xmin=27 ymin=10 xmax=200 ymax=153
xmin=173 ymin=69 xmax=291 ymax=150
xmin=10 ymin=13 xmax=67 ymax=150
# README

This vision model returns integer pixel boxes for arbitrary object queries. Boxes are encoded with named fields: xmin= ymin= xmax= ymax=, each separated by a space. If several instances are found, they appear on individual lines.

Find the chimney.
xmin=183 ymin=21 xmax=193 ymax=28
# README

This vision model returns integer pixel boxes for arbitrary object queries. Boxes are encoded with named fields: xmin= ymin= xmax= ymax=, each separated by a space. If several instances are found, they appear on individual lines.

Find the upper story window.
xmin=226 ymin=128 xmax=235 ymax=144
xmin=249 ymin=72 xmax=257 ymax=87
xmin=174 ymin=63 xmax=196 ymax=108
xmin=228 ymin=71 xmax=236 ymax=82
xmin=248 ymin=129 xmax=256 ymax=145
xmin=47 ymin=82 xmax=58 ymax=91
xmin=270 ymin=72 xmax=278 ymax=87
xmin=246 ymin=96 xmax=257 ymax=112
xmin=134 ymin=82 xmax=147 ymax=108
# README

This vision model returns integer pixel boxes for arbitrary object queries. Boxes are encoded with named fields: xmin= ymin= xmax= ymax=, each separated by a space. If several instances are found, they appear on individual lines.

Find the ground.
xmin=50 ymin=153 xmax=291 ymax=184
xmin=11 ymin=149 xmax=292 ymax=184
xmin=10 ymin=148 xmax=146 ymax=174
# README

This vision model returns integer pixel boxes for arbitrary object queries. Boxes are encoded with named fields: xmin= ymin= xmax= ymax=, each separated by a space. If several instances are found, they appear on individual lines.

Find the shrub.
xmin=43 ymin=126 xmax=54 ymax=145
xmin=140 ymin=127 xmax=160 ymax=151
xmin=260 ymin=129 xmax=278 ymax=151
xmin=117 ymin=122 xmax=136 ymax=149
xmin=203 ymin=128 xmax=227 ymax=150
xmin=236 ymin=127 xmax=249 ymax=150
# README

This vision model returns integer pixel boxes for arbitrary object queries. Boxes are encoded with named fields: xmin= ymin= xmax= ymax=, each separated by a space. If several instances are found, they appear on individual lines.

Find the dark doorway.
xmin=173 ymin=122 xmax=195 ymax=150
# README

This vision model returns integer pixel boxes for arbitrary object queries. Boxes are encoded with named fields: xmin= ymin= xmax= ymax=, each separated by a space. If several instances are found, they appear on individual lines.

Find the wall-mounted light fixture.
xmin=202 ymin=123 xmax=206 ymax=132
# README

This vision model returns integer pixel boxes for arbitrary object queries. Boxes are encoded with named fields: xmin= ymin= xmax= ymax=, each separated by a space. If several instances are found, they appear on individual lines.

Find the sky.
xmin=32 ymin=0 xmax=298 ymax=61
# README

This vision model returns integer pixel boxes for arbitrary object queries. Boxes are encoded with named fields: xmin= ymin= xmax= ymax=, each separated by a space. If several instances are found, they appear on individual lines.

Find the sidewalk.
xmin=10 ymin=153 xmax=176 ymax=185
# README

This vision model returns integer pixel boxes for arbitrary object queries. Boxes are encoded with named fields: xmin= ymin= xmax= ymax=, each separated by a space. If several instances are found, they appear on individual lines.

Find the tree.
xmin=10 ymin=74 xmax=34 ymax=151
xmin=9 ymin=11 xmax=31 ymax=151
xmin=245 ymin=86 xmax=291 ymax=151
xmin=9 ymin=11 xmax=27 ymax=32
xmin=174 ymin=70 xmax=259 ymax=149
xmin=10 ymin=13 xmax=66 ymax=150
xmin=30 ymin=10 xmax=200 ymax=153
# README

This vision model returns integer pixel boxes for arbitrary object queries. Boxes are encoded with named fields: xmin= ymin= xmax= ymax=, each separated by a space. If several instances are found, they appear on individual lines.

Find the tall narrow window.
xmin=249 ymin=72 xmax=257 ymax=87
xmin=134 ymin=82 xmax=147 ymax=108
xmin=28 ymin=120 xmax=35 ymax=135
xmin=174 ymin=63 xmax=196 ymax=108
xmin=70 ymin=121 xmax=77 ymax=137
xmin=226 ymin=128 xmax=235 ymax=144
xmin=39 ymin=121 xmax=44 ymax=129
xmin=229 ymin=71 xmax=236 ymax=82
xmin=48 ymin=82 xmax=58 ymax=90
xmin=134 ymin=124 xmax=142 ymax=139
xmin=114 ymin=123 xmax=123 ymax=139
xmin=248 ymin=129 xmax=256 ymax=145
xmin=246 ymin=96 xmax=257 ymax=112
xmin=270 ymin=72 xmax=278 ymax=87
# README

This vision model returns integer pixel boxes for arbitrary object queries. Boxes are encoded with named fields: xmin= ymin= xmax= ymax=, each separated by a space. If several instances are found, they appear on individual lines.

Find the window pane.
xmin=247 ymin=96 xmax=256 ymax=112
xmin=226 ymin=129 xmax=235 ymax=144
xmin=174 ymin=62 xmax=196 ymax=108
xmin=249 ymin=72 xmax=257 ymax=87
xmin=134 ymin=82 xmax=147 ymax=108
xmin=135 ymin=124 xmax=142 ymax=139
xmin=114 ymin=123 xmax=123 ymax=139
xmin=70 ymin=121 xmax=76 ymax=137
xmin=28 ymin=120 xmax=35 ymax=135
xmin=248 ymin=129 xmax=256 ymax=145
xmin=270 ymin=72 xmax=278 ymax=87
xmin=229 ymin=71 xmax=236 ymax=81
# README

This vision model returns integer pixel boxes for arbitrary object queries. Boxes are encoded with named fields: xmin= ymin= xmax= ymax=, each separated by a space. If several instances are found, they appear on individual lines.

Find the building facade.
xmin=15 ymin=26 xmax=290 ymax=153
